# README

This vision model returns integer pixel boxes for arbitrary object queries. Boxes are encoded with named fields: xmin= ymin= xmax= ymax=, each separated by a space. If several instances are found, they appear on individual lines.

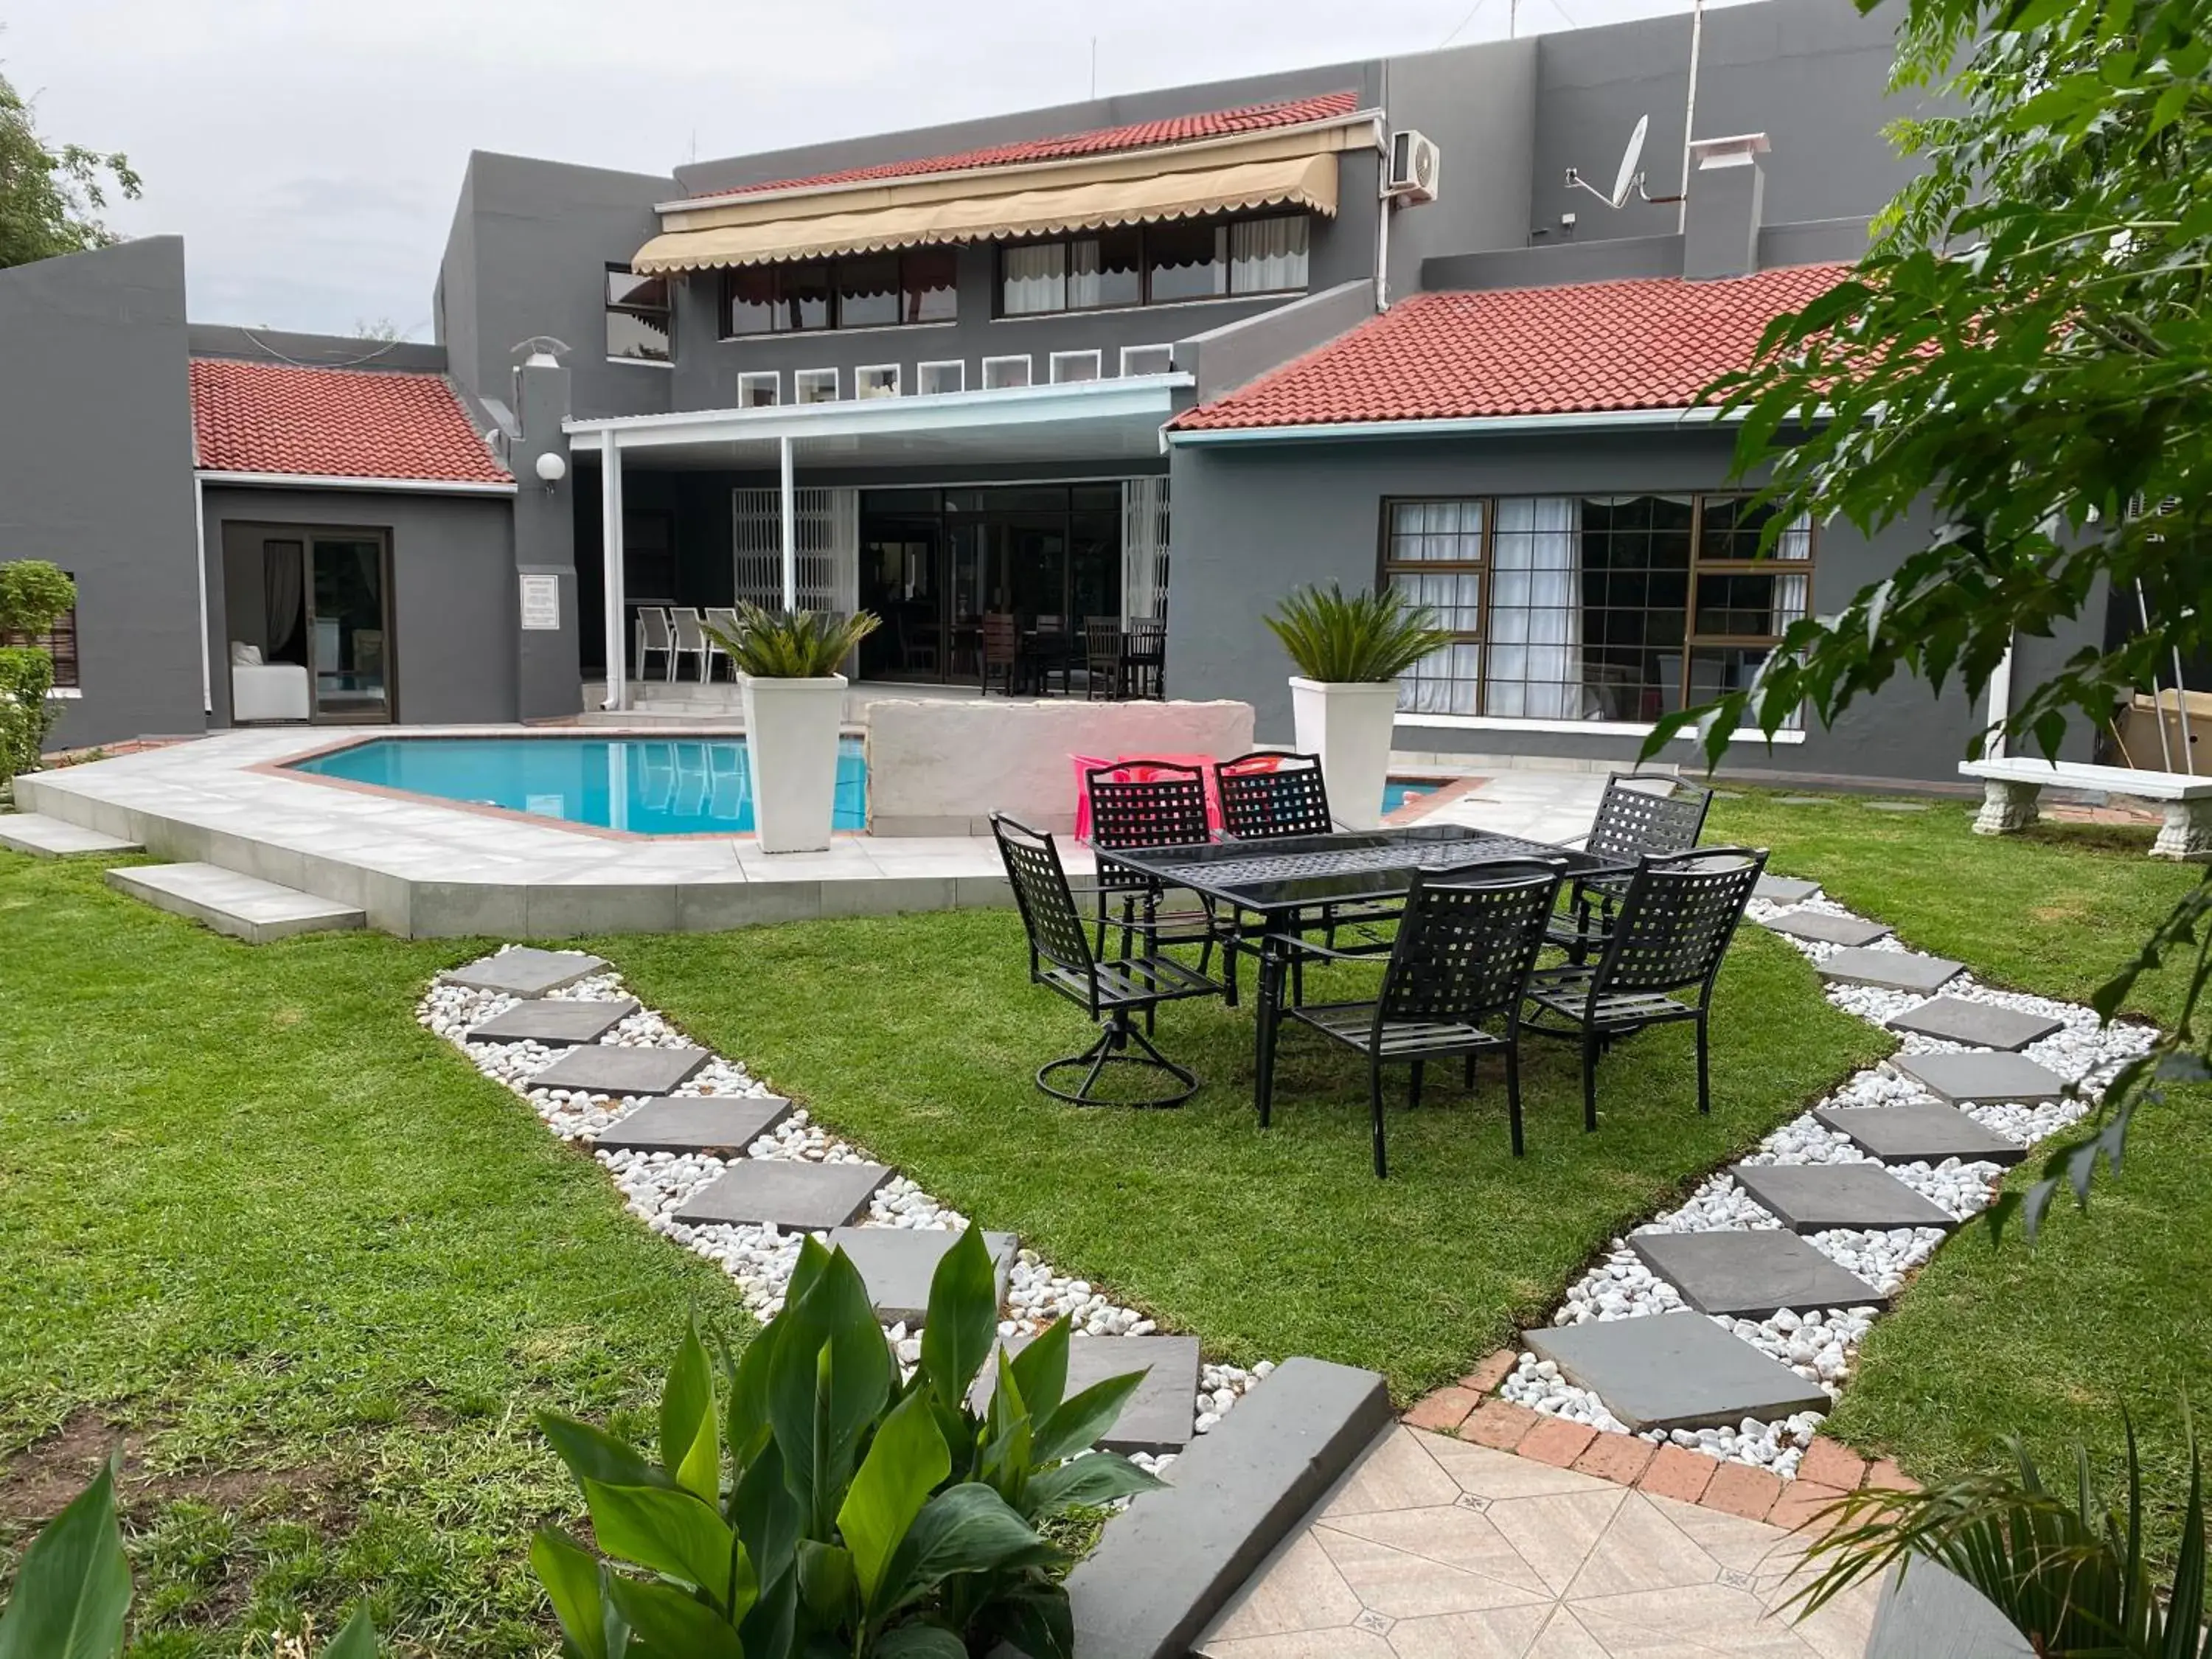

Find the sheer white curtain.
xmin=1002 ymin=244 xmax=1065 ymax=314
xmin=1229 ymin=215 xmax=1309 ymax=293
xmin=1484 ymin=496 xmax=1582 ymax=719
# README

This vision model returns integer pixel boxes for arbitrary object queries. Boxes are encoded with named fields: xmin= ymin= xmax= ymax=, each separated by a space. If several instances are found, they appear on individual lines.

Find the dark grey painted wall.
xmin=1526 ymin=0 xmax=1917 ymax=251
xmin=201 ymin=486 xmax=517 ymax=727
xmin=664 ymin=148 xmax=1381 ymax=414
xmin=1381 ymin=37 xmax=1539 ymax=299
xmin=1166 ymin=428 xmax=2099 ymax=787
xmin=435 ymin=151 xmax=677 ymax=422
xmin=0 ymin=237 xmax=204 ymax=749
xmin=672 ymin=63 xmax=1382 ymax=199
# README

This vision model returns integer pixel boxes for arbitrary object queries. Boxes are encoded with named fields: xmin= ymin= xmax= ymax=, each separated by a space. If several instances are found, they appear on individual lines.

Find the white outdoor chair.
xmin=635 ymin=606 xmax=675 ymax=681
xmin=672 ymin=741 xmax=711 ymax=817
xmin=703 ymin=607 xmax=741 ymax=681
xmin=669 ymin=608 xmax=712 ymax=684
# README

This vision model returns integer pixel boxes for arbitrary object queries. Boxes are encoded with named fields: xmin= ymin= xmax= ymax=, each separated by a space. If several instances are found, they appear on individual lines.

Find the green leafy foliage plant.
xmin=1264 ymin=583 xmax=1452 ymax=684
xmin=1792 ymin=1414 xmax=2206 ymax=1658
xmin=0 ymin=560 xmax=77 ymax=786
xmin=705 ymin=603 xmax=881 ymax=679
xmin=530 ymin=1225 xmax=1163 ymax=1658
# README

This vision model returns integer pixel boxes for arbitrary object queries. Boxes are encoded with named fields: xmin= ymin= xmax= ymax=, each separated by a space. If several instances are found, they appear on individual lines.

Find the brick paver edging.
xmin=1402 ymin=1350 xmax=1919 ymax=1527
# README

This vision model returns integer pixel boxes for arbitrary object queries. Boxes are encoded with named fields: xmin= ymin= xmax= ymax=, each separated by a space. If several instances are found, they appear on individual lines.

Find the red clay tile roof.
xmin=189 ymin=358 xmax=509 ymax=484
xmin=692 ymin=91 xmax=1363 ymax=200
xmin=1171 ymin=264 xmax=1852 ymax=431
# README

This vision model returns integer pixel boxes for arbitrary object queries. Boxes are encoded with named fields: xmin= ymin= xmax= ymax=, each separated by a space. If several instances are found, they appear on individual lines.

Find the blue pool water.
xmin=1380 ymin=778 xmax=1440 ymax=816
xmin=290 ymin=736 xmax=868 ymax=835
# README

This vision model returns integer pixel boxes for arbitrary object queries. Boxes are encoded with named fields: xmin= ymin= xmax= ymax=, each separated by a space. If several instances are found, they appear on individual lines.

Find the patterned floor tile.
xmin=1324 ymin=1505 xmax=1553 ymax=1595
xmin=1481 ymin=1488 xmax=1630 ymax=1595
xmin=1385 ymin=1601 xmax=1557 ymax=1658
xmin=1562 ymin=1494 xmax=1727 ymax=1599
xmin=1204 ymin=1531 xmax=1365 ymax=1641
xmin=1324 ymin=1427 xmax=1468 ymax=1517
xmin=1316 ymin=1526 xmax=1559 ymax=1618
xmin=1427 ymin=1437 xmax=1621 ymax=1500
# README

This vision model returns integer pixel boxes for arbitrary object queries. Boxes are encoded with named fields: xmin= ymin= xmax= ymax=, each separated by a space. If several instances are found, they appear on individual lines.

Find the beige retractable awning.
xmin=630 ymin=151 xmax=1339 ymax=274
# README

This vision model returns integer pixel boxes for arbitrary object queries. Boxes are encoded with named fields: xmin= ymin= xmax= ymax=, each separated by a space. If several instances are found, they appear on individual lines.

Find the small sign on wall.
xmin=519 ymin=573 xmax=561 ymax=631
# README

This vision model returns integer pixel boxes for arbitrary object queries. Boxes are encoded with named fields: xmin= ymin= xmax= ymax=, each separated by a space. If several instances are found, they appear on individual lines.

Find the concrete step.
xmin=0 ymin=813 xmax=140 ymax=858
xmin=105 ymin=863 xmax=364 ymax=944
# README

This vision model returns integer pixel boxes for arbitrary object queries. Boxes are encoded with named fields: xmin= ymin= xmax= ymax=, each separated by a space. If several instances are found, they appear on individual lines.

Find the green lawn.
xmin=1708 ymin=789 xmax=2212 ymax=1553
xmin=0 ymin=855 xmax=751 ymax=1658
xmin=603 ymin=908 xmax=1881 ymax=1396
xmin=0 ymin=839 xmax=1882 ymax=1655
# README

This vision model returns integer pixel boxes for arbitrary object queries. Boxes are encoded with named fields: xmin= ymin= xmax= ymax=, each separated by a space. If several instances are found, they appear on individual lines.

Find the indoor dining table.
xmin=1099 ymin=824 xmax=1627 ymax=1124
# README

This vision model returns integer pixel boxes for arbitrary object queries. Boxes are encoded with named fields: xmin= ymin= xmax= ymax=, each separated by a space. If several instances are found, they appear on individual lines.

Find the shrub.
xmin=0 ymin=560 xmax=76 ymax=788
xmin=706 ymin=603 xmax=880 ymax=678
xmin=1264 ymin=583 xmax=1451 ymax=684
xmin=532 ymin=1226 xmax=1162 ymax=1658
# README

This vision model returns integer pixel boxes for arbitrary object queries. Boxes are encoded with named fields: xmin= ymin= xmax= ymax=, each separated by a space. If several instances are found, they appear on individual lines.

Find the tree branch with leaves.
xmin=0 ymin=63 xmax=141 ymax=269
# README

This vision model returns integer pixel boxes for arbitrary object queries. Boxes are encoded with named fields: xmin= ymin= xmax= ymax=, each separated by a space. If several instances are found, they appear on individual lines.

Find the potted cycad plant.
xmin=1265 ymin=583 xmax=1450 ymax=830
xmin=706 ymin=603 xmax=878 ymax=853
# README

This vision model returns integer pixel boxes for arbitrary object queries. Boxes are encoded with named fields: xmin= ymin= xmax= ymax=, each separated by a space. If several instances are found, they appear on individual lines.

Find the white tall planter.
xmin=740 ymin=673 xmax=847 ymax=853
xmin=1290 ymin=676 xmax=1401 ymax=831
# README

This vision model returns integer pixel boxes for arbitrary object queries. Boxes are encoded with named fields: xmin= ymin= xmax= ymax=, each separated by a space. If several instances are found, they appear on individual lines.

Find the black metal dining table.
xmin=1099 ymin=824 xmax=1627 ymax=1123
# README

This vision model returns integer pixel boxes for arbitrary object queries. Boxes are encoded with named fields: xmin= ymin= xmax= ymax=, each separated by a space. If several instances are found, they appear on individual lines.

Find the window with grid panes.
xmin=1378 ymin=495 xmax=1811 ymax=723
xmin=1381 ymin=499 xmax=1486 ymax=714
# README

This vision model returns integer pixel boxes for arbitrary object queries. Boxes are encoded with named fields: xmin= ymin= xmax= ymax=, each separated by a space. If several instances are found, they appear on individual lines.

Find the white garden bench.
xmin=1959 ymin=756 xmax=2212 ymax=860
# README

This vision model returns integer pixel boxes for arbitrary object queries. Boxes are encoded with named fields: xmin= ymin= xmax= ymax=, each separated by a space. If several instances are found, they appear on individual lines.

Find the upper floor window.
xmin=998 ymin=212 xmax=1308 ymax=317
xmin=723 ymin=248 xmax=958 ymax=337
xmin=1380 ymin=493 xmax=1812 ymax=726
xmin=606 ymin=267 xmax=672 ymax=362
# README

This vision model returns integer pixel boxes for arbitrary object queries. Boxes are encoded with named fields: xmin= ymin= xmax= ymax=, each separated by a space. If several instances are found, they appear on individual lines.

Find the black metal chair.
xmin=1523 ymin=846 xmax=1767 ymax=1130
xmin=992 ymin=815 xmax=1225 ymax=1107
xmin=1266 ymin=863 xmax=1564 ymax=1177
xmin=1085 ymin=762 xmax=1237 ymax=1006
xmin=1548 ymin=773 xmax=1717 ymax=958
xmin=1215 ymin=752 xmax=1338 ymax=840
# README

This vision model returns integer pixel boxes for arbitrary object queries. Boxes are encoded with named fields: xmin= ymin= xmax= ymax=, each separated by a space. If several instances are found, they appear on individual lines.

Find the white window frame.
xmin=1119 ymin=344 xmax=1175 ymax=378
xmin=917 ymin=359 xmax=965 ymax=395
xmin=1048 ymin=349 xmax=1104 ymax=384
xmin=793 ymin=367 xmax=841 ymax=405
xmin=737 ymin=370 xmax=780 ymax=408
xmin=854 ymin=363 xmax=902 ymax=400
xmin=981 ymin=354 xmax=1033 ymax=390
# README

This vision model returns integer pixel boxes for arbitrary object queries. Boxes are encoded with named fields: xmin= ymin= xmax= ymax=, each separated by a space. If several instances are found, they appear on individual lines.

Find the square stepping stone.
xmin=1756 ymin=875 xmax=1822 ymax=905
xmin=1629 ymin=1230 xmax=1887 ymax=1318
xmin=1886 ymin=1051 xmax=2067 ymax=1107
xmin=467 ymin=997 xmax=639 ymax=1047
xmin=595 ymin=1094 xmax=794 ymax=1155
xmin=1885 ymin=996 xmax=2064 ymax=1052
xmin=1814 ymin=1101 xmax=2026 ymax=1167
xmin=1817 ymin=947 xmax=1963 ymax=994
xmin=530 ymin=1043 xmax=709 ymax=1096
xmin=1730 ymin=1163 xmax=1956 ymax=1232
xmin=1764 ymin=910 xmax=1893 ymax=947
xmin=825 ymin=1227 xmax=1018 ymax=1324
xmin=673 ymin=1159 xmax=891 ymax=1229
xmin=1865 ymin=800 xmax=1930 ymax=813
xmin=444 ymin=947 xmax=607 ymax=998
xmin=1522 ymin=1312 xmax=1832 ymax=1433
xmin=971 ymin=1334 xmax=1202 ymax=1455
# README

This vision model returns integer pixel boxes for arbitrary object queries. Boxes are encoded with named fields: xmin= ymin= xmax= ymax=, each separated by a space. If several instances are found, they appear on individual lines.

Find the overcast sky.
xmin=6 ymin=0 xmax=1733 ymax=339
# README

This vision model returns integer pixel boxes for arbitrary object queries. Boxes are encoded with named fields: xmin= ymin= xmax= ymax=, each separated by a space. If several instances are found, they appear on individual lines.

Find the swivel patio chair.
xmin=1085 ymin=761 xmax=1237 ymax=1005
xmin=1266 ymin=863 xmax=1563 ymax=1177
xmin=1548 ymin=773 xmax=1715 ymax=959
xmin=1523 ymin=845 xmax=1767 ymax=1130
xmin=992 ymin=815 xmax=1225 ymax=1107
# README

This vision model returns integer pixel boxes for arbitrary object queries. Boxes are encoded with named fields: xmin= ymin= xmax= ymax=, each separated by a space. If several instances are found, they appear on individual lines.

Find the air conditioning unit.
xmin=1386 ymin=130 xmax=1441 ymax=204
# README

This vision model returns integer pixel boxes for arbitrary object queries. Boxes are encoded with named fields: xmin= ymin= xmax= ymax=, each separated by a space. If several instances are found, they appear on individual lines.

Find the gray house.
xmin=0 ymin=0 xmax=2087 ymax=787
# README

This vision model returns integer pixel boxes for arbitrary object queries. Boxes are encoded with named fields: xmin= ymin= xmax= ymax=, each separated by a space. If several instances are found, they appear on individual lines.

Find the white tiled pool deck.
xmin=19 ymin=728 xmax=1631 ymax=939
xmin=18 ymin=726 xmax=1073 ymax=937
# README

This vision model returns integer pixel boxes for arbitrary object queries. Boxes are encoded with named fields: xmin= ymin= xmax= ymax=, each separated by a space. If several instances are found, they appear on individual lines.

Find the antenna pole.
xmin=1677 ymin=0 xmax=1703 ymax=231
xmin=1090 ymin=37 xmax=1099 ymax=99
xmin=1509 ymin=0 xmax=1517 ymax=38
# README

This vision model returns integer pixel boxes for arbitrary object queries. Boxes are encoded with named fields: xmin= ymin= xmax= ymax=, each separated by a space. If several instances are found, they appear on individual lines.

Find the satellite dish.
xmin=1609 ymin=115 xmax=1649 ymax=209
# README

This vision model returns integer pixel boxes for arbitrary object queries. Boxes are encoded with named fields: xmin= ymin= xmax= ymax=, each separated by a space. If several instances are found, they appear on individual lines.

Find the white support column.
xmin=1984 ymin=640 xmax=2013 ymax=759
xmin=601 ymin=431 xmax=627 ymax=712
xmin=779 ymin=434 xmax=798 ymax=611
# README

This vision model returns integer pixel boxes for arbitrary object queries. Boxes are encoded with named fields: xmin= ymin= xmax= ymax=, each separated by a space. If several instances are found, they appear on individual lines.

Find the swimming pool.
xmin=289 ymin=736 xmax=868 ymax=835
xmin=1381 ymin=778 xmax=1441 ymax=816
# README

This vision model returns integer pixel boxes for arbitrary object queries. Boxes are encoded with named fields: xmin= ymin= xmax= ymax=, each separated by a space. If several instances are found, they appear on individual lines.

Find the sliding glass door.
xmin=308 ymin=536 xmax=392 ymax=720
